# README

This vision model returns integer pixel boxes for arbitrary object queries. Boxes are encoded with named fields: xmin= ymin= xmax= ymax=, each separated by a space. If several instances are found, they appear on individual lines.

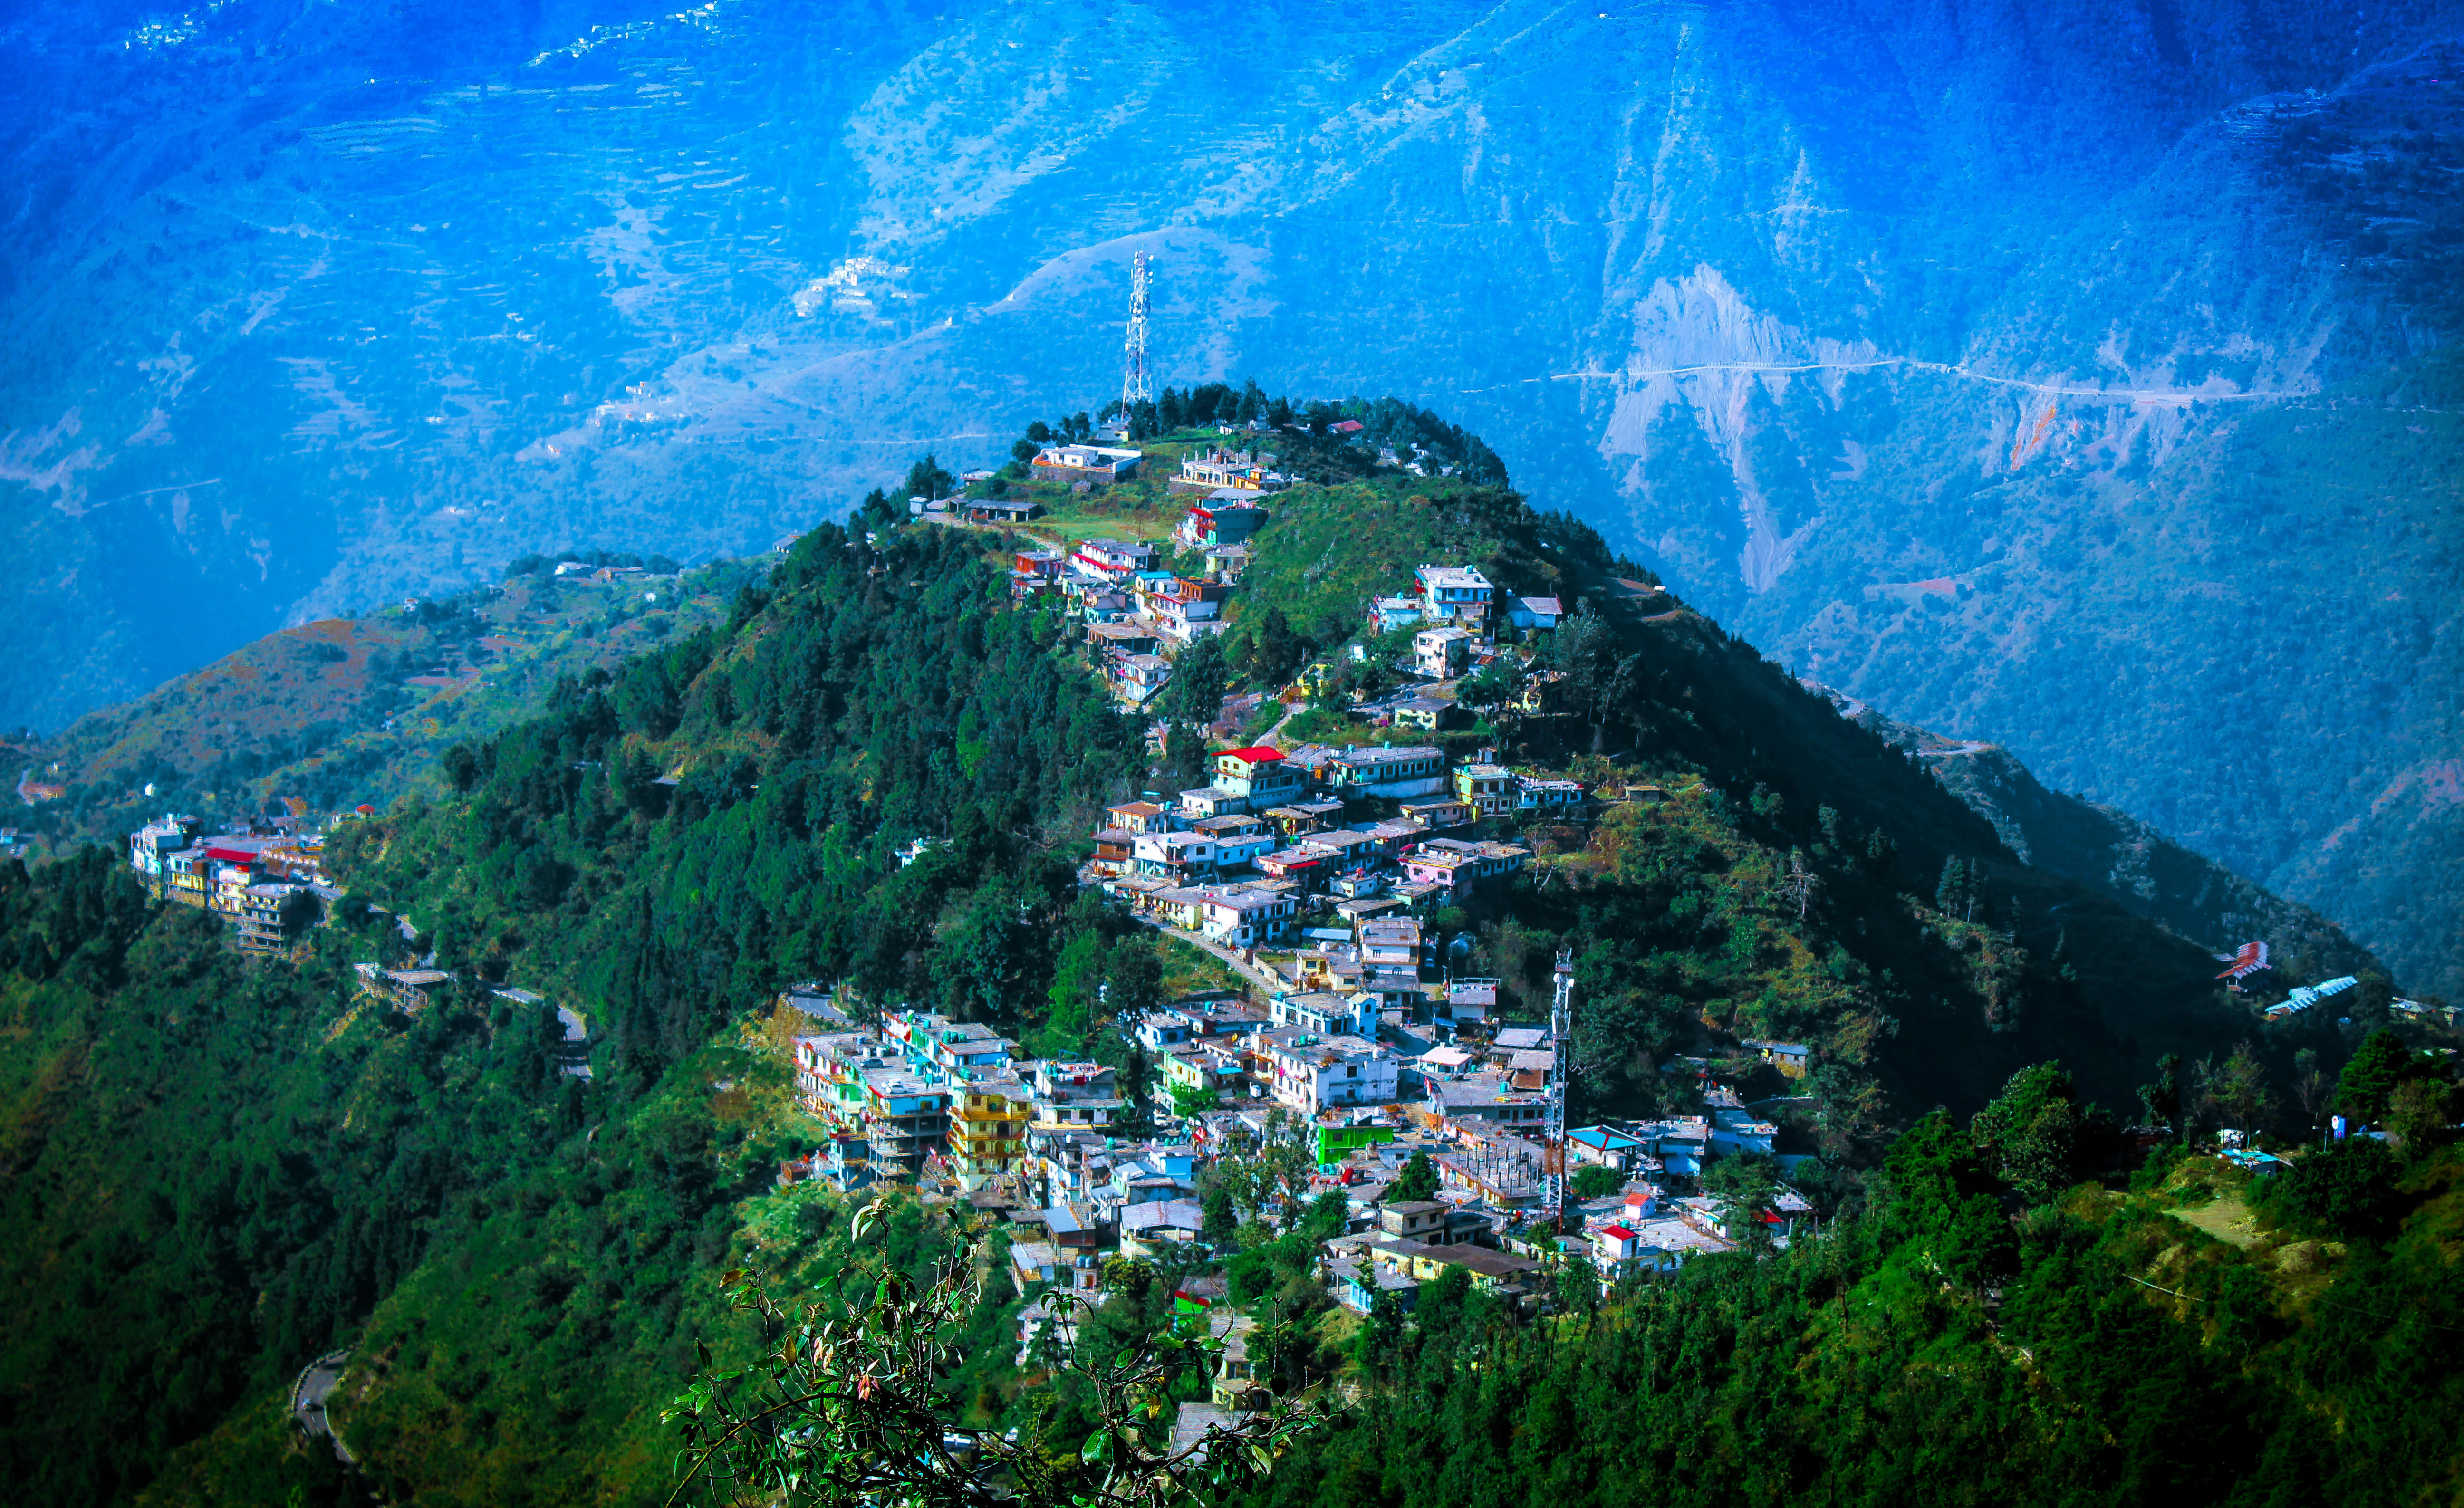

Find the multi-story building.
xmin=1155 ymin=1043 xmax=1245 ymax=1120
xmin=793 ymin=1032 xmax=905 ymax=1125
xmin=883 ymin=1010 xmax=1016 ymax=1085
xmin=1357 ymin=917 xmax=1422 ymax=974
xmin=1211 ymin=747 xmax=1307 ymax=810
xmin=1414 ymin=626 xmax=1477 ymax=680
xmin=860 ymin=1065 xmax=952 ymax=1179
xmin=1144 ymin=577 xmax=1232 ymax=643
xmin=1176 ymin=499 xmax=1271 ymax=548
xmin=353 ymin=964 xmax=454 ymax=1015
xmin=127 ymin=814 xmax=202 ymax=884
xmin=1172 ymin=448 xmax=1288 ymax=498
xmin=1321 ymin=744 xmax=1449 ymax=800
xmin=1269 ymin=989 xmax=1377 ymax=1038
xmin=1133 ymin=830 xmax=1220 ymax=882
xmin=1030 ymin=1060 xmax=1132 ymax=1137
xmin=1454 ymin=760 xmax=1513 ymax=818
xmin=1261 ymin=1033 xmax=1397 ymax=1116
xmin=1069 ymin=536 xmax=1157 ymax=580
xmin=234 ymin=884 xmax=308 ymax=955
xmin=1110 ymin=653 xmax=1174 ymax=711
xmin=947 ymin=1073 xmax=1033 ymax=1188
xmin=1196 ymin=888 xmax=1296 ymax=949
xmin=1440 ymin=978 xmax=1498 ymax=1027
xmin=1414 ymin=564 xmax=1496 ymax=629
xmin=1399 ymin=838 xmax=1532 ymax=897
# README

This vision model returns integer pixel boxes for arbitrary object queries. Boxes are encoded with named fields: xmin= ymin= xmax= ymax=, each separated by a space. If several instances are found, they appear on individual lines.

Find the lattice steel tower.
xmin=1542 ymin=949 xmax=1576 ymax=1230
xmin=1120 ymin=251 xmax=1154 ymax=416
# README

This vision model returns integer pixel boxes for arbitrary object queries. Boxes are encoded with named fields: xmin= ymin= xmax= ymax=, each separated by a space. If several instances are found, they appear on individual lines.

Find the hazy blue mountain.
xmin=2 ymin=0 xmax=2458 ymax=986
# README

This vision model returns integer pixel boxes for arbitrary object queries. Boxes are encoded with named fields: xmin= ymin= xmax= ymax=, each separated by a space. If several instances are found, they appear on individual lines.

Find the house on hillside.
xmin=1172 ymin=448 xmax=1289 ymax=497
xmin=1176 ymin=499 xmax=1271 ymax=549
xmin=1507 ymin=595 xmax=1562 ymax=631
xmin=1032 ymin=445 xmax=1143 ymax=486
xmin=1415 ymin=565 xmax=1496 ymax=629
xmin=1400 ymin=838 xmax=1530 ymax=899
xmin=1454 ymin=759 xmax=1512 ymax=817
xmin=1088 ymin=621 xmax=1162 ymax=659
xmin=1513 ymin=773 xmax=1585 ymax=811
xmin=966 ymin=498 xmax=1043 ymax=525
xmin=1414 ymin=626 xmax=1477 ymax=679
xmin=1071 ymin=538 xmax=1157 ymax=581
xmin=1370 ymin=596 xmax=1426 ymax=635
xmin=1740 ymin=1039 xmax=1811 ymax=1079
xmin=1147 ymin=577 xmax=1231 ymax=643
xmin=1260 ymin=1033 xmax=1396 ymax=1115
xmin=1322 ymin=744 xmax=1449 ymax=800
xmin=1213 ymin=747 xmax=1307 ymax=810
xmin=1198 ymin=888 xmax=1296 ymax=948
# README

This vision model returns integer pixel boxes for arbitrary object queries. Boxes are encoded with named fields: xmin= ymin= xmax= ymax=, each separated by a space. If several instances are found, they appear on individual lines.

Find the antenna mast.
xmin=1120 ymin=251 xmax=1153 ymax=417
xmin=1543 ymin=949 xmax=1575 ymax=1231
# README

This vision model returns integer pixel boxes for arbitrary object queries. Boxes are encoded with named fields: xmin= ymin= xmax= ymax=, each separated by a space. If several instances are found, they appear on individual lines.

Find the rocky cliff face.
xmin=2 ymin=0 xmax=2458 ymax=985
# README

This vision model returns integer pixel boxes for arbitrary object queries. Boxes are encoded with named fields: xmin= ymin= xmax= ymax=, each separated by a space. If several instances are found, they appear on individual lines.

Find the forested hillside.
xmin=1252 ymin=1082 xmax=2464 ymax=1508
xmin=1824 ymin=692 xmax=2382 ymax=994
xmin=4 ymin=553 xmax=749 ymax=862
xmin=0 ymin=432 xmax=2441 ymax=1504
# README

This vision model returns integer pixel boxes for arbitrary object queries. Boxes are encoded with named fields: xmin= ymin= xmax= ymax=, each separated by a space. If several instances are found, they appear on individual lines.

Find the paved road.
xmin=292 ymin=1348 xmax=355 ymax=1462
xmin=1915 ymin=740 xmax=1993 ymax=758
xmin=1132 ymin=914 xmax=1285 ymax=996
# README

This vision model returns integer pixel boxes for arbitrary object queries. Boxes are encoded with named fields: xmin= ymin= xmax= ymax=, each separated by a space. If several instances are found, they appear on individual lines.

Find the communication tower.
xmin=1542 ymin=949 xmax=1575 ymax=1230
xmin=1120 ymin=251 xmax=1154 ymax=416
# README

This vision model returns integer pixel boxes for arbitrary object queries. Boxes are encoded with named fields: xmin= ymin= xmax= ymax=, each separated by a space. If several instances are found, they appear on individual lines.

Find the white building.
xmin=1197 ymin=889 xmax=1297 ymax=948
xmin=1070 ymin=537 xmax=1158 ymax=581
xmin=1133 ymin=830 xmax=1219 ymax=880
xmin=1261 ymin=1033 xmax=1397 ymax=1116
xmin=1270 ymin=989 xmax=1377 ymax=1038
xmin=1414 ymin=625 xmax=1478 ymax=679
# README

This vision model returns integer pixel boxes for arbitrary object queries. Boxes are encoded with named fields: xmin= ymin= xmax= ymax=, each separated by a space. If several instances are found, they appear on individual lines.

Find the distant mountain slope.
xmin=1811 ymin=687 xmax=2381 ymax=987
xmin=4 ymin=559 xmax=748 ymax=856
xmin=1 ymin=1 xmax=2454 ymax=993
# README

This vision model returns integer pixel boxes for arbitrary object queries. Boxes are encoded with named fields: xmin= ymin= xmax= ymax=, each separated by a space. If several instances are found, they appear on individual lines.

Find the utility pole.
xmin=1542 ymin=949 xmax=1575 ymax=1231
xmin=1120 ymin=251 xmax=1153 ymax=418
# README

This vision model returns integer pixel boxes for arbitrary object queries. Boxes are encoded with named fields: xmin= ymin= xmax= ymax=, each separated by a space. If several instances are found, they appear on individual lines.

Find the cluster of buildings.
xmin=776 ymin=975 xmax=1812 ymax=1352
xmin=1005 ymin=532 xmax=1247 ymax=711
xmin=1088 ymin=741 xmax=1596 ymax=947
xmin=1366 ymin=563 xmax=1562 ymax=643
xmin=127 ymin=812 xmax=334 ymax=954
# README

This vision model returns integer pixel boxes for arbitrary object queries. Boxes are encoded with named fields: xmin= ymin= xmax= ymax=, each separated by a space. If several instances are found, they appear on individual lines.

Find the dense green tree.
xmin=2336 ymin=1028 xmax=2426 ymax=1124
xmin=1569 ymin=1163 xmax=1626 ymax=1199
xmin=2254 ymin=1136 xmax=2402 ymax=1241
xmin=1385 ymin=1150 xmax=1439 ymax=1203
xmin=1169 ymin=636 xmax=1231 ymax=729
xmin=904 ymin=452 xmax=956 ymax=501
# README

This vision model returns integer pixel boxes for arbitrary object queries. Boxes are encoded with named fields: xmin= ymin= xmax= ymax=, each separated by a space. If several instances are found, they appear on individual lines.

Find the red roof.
xmin=1216 ymin=747 xmax=1284 ymax=764
xmin=1329 ymin=419 xmax=1364 ymax=433
xmin=1598 ymin=1224 xmax=1638 ymax=1241
xmin=204 ymin=847 xmax=260 ymax=865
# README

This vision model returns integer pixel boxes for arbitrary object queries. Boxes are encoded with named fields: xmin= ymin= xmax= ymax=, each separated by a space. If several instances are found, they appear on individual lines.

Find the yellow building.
xmin=948 ymin=1074 xmax=1032 ymax=1188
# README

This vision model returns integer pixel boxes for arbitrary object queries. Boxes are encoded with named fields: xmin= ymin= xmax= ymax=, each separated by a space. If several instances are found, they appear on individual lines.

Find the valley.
xmin=1 ymin=0 xmax=2455 ymax=1000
